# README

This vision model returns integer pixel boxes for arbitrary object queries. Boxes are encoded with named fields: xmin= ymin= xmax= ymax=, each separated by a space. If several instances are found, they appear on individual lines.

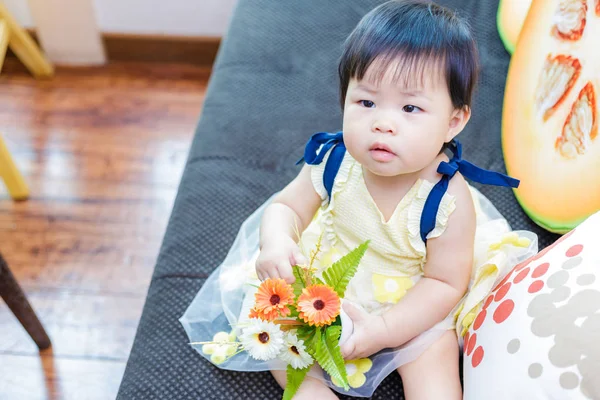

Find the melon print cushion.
xmin=462 ymin=211 xmax=600 ymax=400
xmin=502 ymin=0 xmax=600 ymax=233
xmin=497 ymin=0 xmax=532 ymax=54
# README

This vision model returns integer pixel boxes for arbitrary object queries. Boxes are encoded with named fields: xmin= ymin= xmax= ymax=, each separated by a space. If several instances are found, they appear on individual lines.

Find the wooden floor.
xmin=0 ymin=59 xmax=210 ymax=400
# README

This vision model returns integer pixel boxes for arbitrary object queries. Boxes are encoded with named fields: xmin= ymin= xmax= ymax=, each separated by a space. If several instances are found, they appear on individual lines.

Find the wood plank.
xmin=0 ymin=59 xmax=208 ymax=399
xmin=0 ymin=289 xmax=145 ymax=357
xmin=1 ymin=232 xmax=160 ymax=294
xmin=0 ymin=354 xmax=125 ymax=400
xmin=0 ymin=90 xmax=204 ymax=131
xmin=0 ymin=206 xmax=171 ymax=240
xmin=0 ymin=177 xmax=176 ymax=229
xmin=0 ymin=57 xmax=211 ymax=87
xmin=0 ymin=139 xmax=190 ymax=187
xmin=0 ymin=61 xmax=203 ymax=190
xmin=0 ymin=177 xmax=176 ymax=237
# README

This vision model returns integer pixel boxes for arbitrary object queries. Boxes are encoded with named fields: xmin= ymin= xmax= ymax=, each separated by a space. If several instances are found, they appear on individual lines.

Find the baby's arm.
xmin=380 ymin=175 xmax=476 ymax=348
xmin=256 ymin=164 xmax=322 ymax=283
xmin=340 ymin=175 xmax=475 ymax=360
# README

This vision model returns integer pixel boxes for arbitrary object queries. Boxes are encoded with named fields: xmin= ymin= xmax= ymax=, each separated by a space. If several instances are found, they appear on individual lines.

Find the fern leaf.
xmin=323 ymin=240 xmax=370 ymax=298
xmin=292 ymin=265 xmax=307 ymax=298
xmin=296 ymin=325 xmax=316 ymax=346
xmin=308 ymin=326 xmax=349 ymax=390
xmin=283 ymin=363 xmax=313 ymax=400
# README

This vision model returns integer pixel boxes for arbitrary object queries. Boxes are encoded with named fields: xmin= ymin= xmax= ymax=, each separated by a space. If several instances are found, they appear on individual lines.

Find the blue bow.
xmin=420 ymin=139 xmax=520 ymax=242
xmin=437 ymin=140 xmax=519 ymax=187
xmin=297 ymin=133 xmax=520 ymax=243
xmin=296 ymin=131 xmax=346 ymax=201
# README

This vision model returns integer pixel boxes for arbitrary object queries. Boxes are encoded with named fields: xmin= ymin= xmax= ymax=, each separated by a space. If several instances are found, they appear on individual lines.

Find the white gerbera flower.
xmin=279 ymin=331 xmax=313 ymax=369
xmin=240 ymin=318 xmax=285 ymax=361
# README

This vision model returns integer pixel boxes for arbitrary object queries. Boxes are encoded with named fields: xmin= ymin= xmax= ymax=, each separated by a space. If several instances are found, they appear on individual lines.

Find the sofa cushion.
xmin=151 ymin=159 xmax=296 ymax=278
xmin=117 ymin=277 xmax=409 ymax=399
xmin=119 ymin=0 xmax=561 ymax=398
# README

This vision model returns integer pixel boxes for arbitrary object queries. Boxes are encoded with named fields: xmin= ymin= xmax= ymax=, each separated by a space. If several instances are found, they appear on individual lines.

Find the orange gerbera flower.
xmin=249 ymin=278 xmax=294 ymax=321
xmin=297 ymin=284 xmax=340 ymax=327
xmin=248 ymin=307 xmax=278 ymax=321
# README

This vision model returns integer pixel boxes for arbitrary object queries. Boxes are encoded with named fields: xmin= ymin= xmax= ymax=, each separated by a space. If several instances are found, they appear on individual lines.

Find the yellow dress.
xmin=180 ymin=144 xmax=538 ymax=397
xmin=300 ymin=150 xmax=538 ymax=337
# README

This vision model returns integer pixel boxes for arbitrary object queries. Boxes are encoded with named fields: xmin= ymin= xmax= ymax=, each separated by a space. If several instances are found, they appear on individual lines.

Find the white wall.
xmin=28 ymin=0 xmax=106 ymax=65
xmin=94 ymin=0 xmax=238 ymax=36
xmin=1 ymin=0 xmax=35 ymax=28
xmin=1 ymin=0 xmax=237 ymax=37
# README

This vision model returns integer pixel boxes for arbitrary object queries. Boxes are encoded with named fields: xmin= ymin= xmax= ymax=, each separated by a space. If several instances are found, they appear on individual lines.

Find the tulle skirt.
xmin=180 ymin=187 xmax=538 ymax=397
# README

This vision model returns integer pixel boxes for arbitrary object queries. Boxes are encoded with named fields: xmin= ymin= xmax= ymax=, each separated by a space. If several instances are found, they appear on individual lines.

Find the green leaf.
xmin=288 ymin=305 xmax=299 ymax=318
xmin=282 ymin=363 xmax=313 ymax=400
xmin=292 ymin=265 xmax=307 ymax=298
xmin=322 ymin=240 xmax=370 ymax=298
xmin=308 ymin=326 xmax=348 ymax=390
xmin=331 ymin=315 xmax=341 ymax=327
xmin=309 ymin=326 xmax=322 ymax=349
xmin=296 ymin=325 xmax=317 ymax=347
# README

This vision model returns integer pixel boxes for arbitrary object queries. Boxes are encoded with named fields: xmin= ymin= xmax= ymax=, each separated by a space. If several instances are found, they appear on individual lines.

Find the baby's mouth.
xmin=369 ymin=143 xmax=395 ymax=155
xmin=369 ymin=143 xmax=396 ymax=161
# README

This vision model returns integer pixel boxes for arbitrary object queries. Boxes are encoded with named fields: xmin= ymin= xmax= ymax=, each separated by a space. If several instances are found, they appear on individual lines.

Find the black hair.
xmin=338 ymin=0 xmax=479 ymax=111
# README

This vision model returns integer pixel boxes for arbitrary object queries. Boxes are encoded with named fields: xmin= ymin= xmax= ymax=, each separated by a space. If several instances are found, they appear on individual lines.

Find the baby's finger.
xmin=340 ymin=337 xmax=355 ymax=360
xmin=291 ymin=250 xmax=308 ymax=267
xmin=343 ymin=302 xmax=364 ymax=322
xmin=279 ymin=264 xmax=296 ymax=284
xmin=267 ymin=266 xmax=282 ymax=281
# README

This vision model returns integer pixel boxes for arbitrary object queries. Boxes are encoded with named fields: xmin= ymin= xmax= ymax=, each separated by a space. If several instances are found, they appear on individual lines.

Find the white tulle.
xmin=179 ymin=188 xmax=538 ymax=397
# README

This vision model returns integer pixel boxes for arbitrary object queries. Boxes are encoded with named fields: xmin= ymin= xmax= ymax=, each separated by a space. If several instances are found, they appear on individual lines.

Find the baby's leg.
xmin=397 ymin=330 xmax=462 ymax=400
xmin=271 ymin=370 xmax=338 ymax=399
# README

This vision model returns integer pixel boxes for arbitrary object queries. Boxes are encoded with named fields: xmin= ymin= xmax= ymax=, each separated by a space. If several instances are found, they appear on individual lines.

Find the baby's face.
xmin=342 ymin=58 xmax=461 ymax=178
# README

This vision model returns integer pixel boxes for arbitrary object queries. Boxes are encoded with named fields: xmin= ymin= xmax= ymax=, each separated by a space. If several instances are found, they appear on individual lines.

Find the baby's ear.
xmin=446 ymin=106 xmax=471 ymax=142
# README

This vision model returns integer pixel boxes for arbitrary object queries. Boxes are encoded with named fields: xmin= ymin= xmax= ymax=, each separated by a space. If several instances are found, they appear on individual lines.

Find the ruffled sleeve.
xmin=310 ymin=150 xmax=355 ymax=247
xmin=310 ymin=153 xmax=328 ymax=201
xmin=407 ymin=179 xmax=457 ymax=255
xmin=309 ymin=150 xmax=354 ymax=206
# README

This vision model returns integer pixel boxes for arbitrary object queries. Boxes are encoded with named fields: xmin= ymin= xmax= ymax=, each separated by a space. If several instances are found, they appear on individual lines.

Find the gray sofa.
xmin=116 ymin=0 xmax=558 ymax=398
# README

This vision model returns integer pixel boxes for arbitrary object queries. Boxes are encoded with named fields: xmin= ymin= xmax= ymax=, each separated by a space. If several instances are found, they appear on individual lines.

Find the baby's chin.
xmin=362 ymin=161 xmax=420 ymax=178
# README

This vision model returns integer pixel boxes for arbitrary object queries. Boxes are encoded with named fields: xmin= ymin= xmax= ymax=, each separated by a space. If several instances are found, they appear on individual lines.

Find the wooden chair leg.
xmin=0 ymin=253 xmax=51 ymax=350
xmin=0 ymin=134 xmax=29 ymax=200
xmin=0 ymin=3 xmax=54 ymax=79
xmin=0 ymin=19 xmax=10 ymax=74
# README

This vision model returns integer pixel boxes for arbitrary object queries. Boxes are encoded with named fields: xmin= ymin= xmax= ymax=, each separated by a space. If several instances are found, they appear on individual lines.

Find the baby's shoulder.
xmin=445 ymin=173 xmax=472 ymax=208
xmin=417 ymin=154 xmax=473 ymax=211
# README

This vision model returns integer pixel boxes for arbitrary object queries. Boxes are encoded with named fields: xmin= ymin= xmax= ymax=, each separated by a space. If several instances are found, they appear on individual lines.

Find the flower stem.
xmin=273 ymin=319 xmax=304 ymax=326
xmin=189 ymin=341 xmax=240 ymax=346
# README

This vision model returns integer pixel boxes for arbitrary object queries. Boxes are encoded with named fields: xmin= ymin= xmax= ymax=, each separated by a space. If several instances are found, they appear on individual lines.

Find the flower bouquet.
xmin=193 ymin=240 xmax=369 ymax=400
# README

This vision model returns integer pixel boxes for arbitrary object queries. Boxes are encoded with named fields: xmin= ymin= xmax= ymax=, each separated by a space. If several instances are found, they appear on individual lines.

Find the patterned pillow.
xmin=462 ymin=211 xmax=600 ymax=399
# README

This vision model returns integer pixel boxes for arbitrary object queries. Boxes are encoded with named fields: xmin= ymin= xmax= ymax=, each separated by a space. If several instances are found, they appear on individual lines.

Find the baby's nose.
xmin=372 ymin=119 xmax=396 ymax=134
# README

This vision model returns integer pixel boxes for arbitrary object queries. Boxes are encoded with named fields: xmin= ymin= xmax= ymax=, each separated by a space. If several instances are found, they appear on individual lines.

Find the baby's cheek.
xmin=403 ymin=139 xmax=438 ymax=168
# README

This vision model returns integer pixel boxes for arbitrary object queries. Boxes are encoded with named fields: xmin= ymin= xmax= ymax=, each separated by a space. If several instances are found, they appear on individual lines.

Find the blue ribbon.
xmin=297 ymin=133 xmax=520 ymax=244
xmin=420 ymin=140 xmax=519 ymax=243
xmin=296 ymin=131 xmax=346 ymax=201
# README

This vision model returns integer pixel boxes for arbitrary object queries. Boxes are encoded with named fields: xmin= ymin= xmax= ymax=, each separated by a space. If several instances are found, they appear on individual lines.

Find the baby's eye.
xmin=402 ymin=105 xmax=421 ymax=113
xmin=360 ymin=100 xmax=375 ymax=108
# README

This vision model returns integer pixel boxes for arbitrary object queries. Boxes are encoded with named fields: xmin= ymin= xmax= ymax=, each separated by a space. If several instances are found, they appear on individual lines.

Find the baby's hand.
xmin=255 ymin=236 xmax=307 ymax=284
xmin=340 ymin=302 xmax=389 ymax=360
